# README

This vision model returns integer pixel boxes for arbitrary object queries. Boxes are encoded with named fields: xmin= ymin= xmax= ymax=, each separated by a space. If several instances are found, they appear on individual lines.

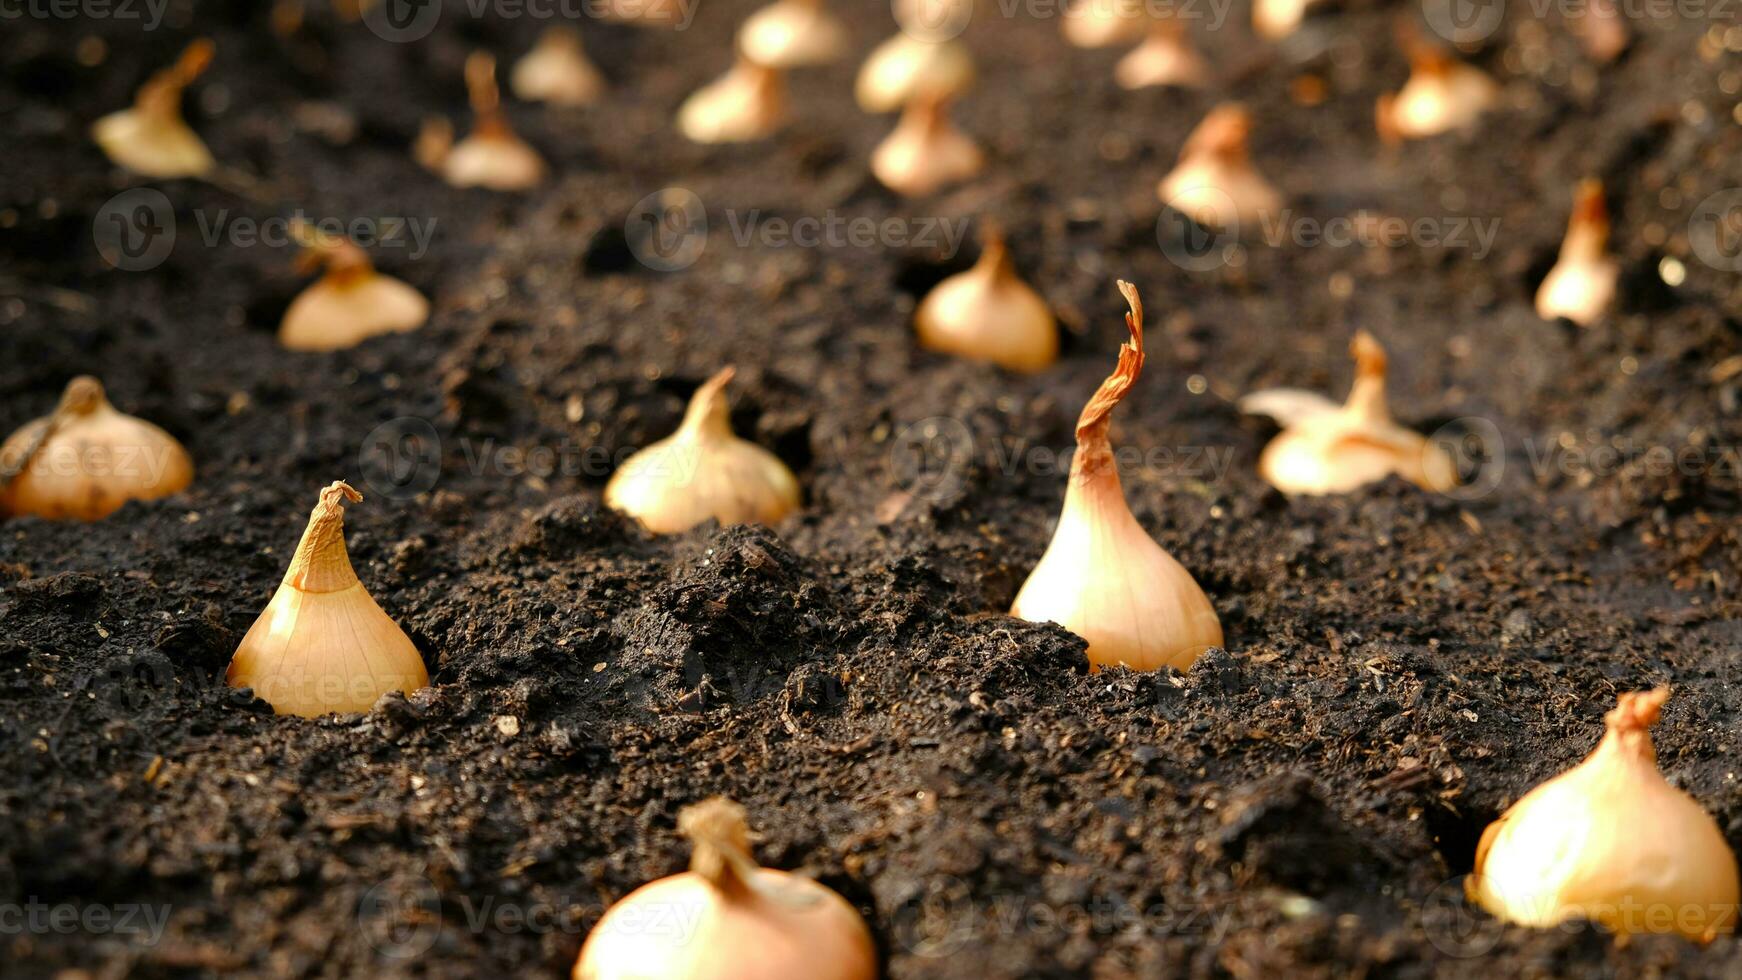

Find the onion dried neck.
xmin=285 ymin=482 xmax=363 ymax=593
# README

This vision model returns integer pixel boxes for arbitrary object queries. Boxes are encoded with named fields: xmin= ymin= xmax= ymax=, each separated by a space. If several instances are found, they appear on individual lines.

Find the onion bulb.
xmin=1535 ymin=178 xmax=1618 ymax=327
xmin=0 ymin=377 xmax=193 ymax=521
xmin=1158 ymin=104 xmax=1283 ymax=230
xmin=1011 ymin=282 xmax=1223 ymax=673
xmin=574 ymin=797 xmax=877 ymax=980
xmin=91 ymin=39 xmax=216 ymax=179
xmin=1115 ymin=19 xmax=1210 ymax=90
xmin=279 ymin=220 xmax=429 ymax=352
xmin=1061 ymin=0 xmax=1151 ymax=48
xmin=1468 ymin=688 xmax=1740 ymax=942
xmin=1253 ymin=0 xmax=1326 ymax=39
xmin=431 ymin=52 xmax=547 ymax=191
xmin=738 ymin=0 xmax=848 ymax=69
xmin=871 ymin=96 xmax=984 ymax=198
xmin=1239 ymin=331 xmax=1456 ymax=495
xmin=605 ymin=368 xmax=801 ymax=535
xmin=512 ymin=27 xmax=606 ymax=107
xmin=914 ymin=225 xmax=1057 ymax=373
xmin=226 ymin=482 xmax=430 ymax=717
xmin=1376 ymin=45 xmax=1499 ymax=144
xmin=678 ymin=58 xmax=788 ymax=144
xmin=855 ymin=34 xmax=974 ymax=113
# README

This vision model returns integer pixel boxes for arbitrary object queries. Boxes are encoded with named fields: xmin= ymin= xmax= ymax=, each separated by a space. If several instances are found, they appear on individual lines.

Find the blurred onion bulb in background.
xmin=1239 ymin=331 xmax=1456 ymax=495
xmin=1376 ymin=44 xmax=1499 ymax=143
xmin=1011 ymin=282 xmax=1224 ymax=672
xmin=0 ymin=377 xmax=193 ymax=521
xmin=419 ymin=52 xmax=547 ymax=191
xmin=1535 ymin=178 xmax=1618 ymax=327
xmin=512 ymin=27 xmax=606 ymax=107
xmin=914 ymin=224 xmax=1058 ymax=373
xmin=1253 ymin=0 xmax=1327 ymax=40
xmin=279 ymin=220 xmax=429 ymax=352
xmin=92 ymin=39 xmax=216 ymax=179
xmin=872 ymin=96 xmax=984 ymax=197
xmin=226 ymin=482 xmax=430 ymax=717
xmin=855 ymin=34 xmax=974 ymax=113
xmin=679 ymin=58 xmax=789 ymax=143
xmin=739 ymin=0 xmax=848 ymax=68
xmin=1061 ymin=0 xmax=1151 ymax=48
xmin=1115 ymin=18 xmax=1210 ymax=90
xmin=605 ymin=368 xmax=801 ymax=534
xmin=1158 ymin=104 xmax=1283 ymax=230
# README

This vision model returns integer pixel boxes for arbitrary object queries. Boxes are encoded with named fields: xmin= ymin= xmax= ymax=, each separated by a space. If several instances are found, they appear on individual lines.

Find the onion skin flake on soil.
xmin=3 ymin=2 xmax=1742 ymax=979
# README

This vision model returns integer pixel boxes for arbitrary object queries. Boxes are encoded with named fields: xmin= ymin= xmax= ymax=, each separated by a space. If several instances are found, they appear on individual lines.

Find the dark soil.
xmin=4 ymin=1 xmax=1742 ymax=978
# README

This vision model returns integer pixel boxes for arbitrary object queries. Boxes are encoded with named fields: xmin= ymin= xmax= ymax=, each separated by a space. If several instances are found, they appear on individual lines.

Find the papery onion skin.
xmin=605 ymin=368 xmax=801 ymax=535
xmin=915 ymin=228 xmax=1057 ymax=373
xmin=679 ymin=60 xmax=789 ymax=144
xmin=1468 ymin=689 xmax=1740 ymax=942
xmin=575 ymin=798 xmax=877 ymax=980
xmin=855 ymin=35 xmax=974 ymax=113
xmin=1011 ymin=282 xmax=1223 ymax=672
xmin=226 ymin=482 xmax=429 ymax=717
xmin=0 ymin=377 xmax=193 ymax=521
xmin=91 ymin=39 xmax=216 ymax=179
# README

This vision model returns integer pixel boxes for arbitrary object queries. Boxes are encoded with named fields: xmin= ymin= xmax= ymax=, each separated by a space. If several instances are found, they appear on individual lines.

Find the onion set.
xmin=1010 ymin=282 xmax=1224 ymax=672
xmin=279 ymin=220 xmax=429 ymax=352
xmin=855 ymin=34 xmax=974 ymax=113
xmin=1158 ymin=104 xmax=1283 ymax=231
xmin=1469 ymin=689 xmax=1739 ymax=942
xmin=605 ymin=368 xmax=801 ymax=534
xmin=92 ymin=39 xmax=217 ymax=179
xmin=738 ymin=0 xmax=848 ymax=69
xmin=871 ymin=96 xmax=983 ymax=198
xmin=1535 ymin=178 xmax=1618 ymax=327
xmin=422 ymin=52 xmax=547 ymax=191
xmin=678 ymin=58 xmax=789 ymax=144
xmin=1115 ymin=20 xmax=1210 ymax=90
xmin=226 ymin=482 xmax=430 ymax=717
xmin=1376 ymin=44 xmax=1499 ymax=143
xmin=574 ymin=797 xmax=876 ymax=980
xmin=0 ymin=377 xmax=193 ymax=521
xmin=914 ymin=225 xmax=1057 ymax=373
xmin=512 ymin=27 xmax=606 ymax=107
xmin=1239 ymin=331 xmax=1456 ymax=495
xmin=1061 ymin=0 xmax=1151 ymax=48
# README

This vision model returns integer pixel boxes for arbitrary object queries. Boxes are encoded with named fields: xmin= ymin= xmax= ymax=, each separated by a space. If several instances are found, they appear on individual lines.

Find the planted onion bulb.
xmin=574 ymin=798 xmax=876 ymax=980
xmin=678 ymin=58 xmax=788 ymax=144
xmin=512 ymin=27 xmax=606 ymax=107
xmin=871 ymin=96 xmax=984 ymax=198
xmin=914 ymin=225 xmax=1057 ymax=372
xmin=1376 ymin=44 xmax=1499 ymax=143
xmin=1239 ymin=331 xmax=1456 ymax=495
xmin=855 ymin=34 xmax=974 ymax=113
xmin=1468 ymin=688 xmax=1739 ymax=942
xmin=1061 ymin=0 xmax=1151 ymax=48
xmin=279 ymin=221 xmax=429 ymax=352
xmin=1115 ymin=19 xmax=1210 ymax=90
xmin=1535 ymin=178 xmax=1618 ymax=327
xmin=91 ymin=39 xmax=216 ymax=179
xmin=0 ymin=377 xmax=193 ymax=521
xmin=1011 ymin=282 xmax=1223 ymax=672
xmin=1158 ymin=104 xmax=1283 ymax=230
xmin=226 ymin=482 xmax=430 ymax=717
xmin=739 ymin=0 xmax=848 ymax=69
xmin=1253 ymin=0 xmax=1326 ymax=39
xmin=426 ymin=52 xmax=547 ymax=190
xmin=605 ymin=368 xmax=800 ymax=534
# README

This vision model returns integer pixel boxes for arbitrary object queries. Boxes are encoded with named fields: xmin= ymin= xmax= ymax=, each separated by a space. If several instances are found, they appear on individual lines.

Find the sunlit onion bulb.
xmin=226 ymin=482 xmax=430 ymax=717
xmin=739 ymin=0 xmax=849 ymax=69
xmin=1376 ymin=47 xmax=1499 ymax=143
xmin=855 ymin=34 xmax=974 ymax=113
xmin=1569 ymin=0 xmax=1630 ymax=62
xmin=871 ymin=97 xmax=984 ymax=198
xmin=678 ymin=58 xmax=789 ymax=143
xmin=1469 ymin=688 xmax=1740 ymax=942
xmin=439 ymin=52 xmax=547 ymax=190
xmin=512 ymin=27 xmax=606 ymax=107
xmin=1011 ymin=282 xmax=1223 ymax=672
xmin=91 ymin=39 xmax=216 ymax=179
xmin=1115 ymin=19 xmax=1210 ymax=90
xmin=605 ymin=368 xmax=801 ymax=534
xmin=1157 ymin=104 xmax=1283 ymax=230
xmin=1252 ymin=0 xmax=1325 ymax=39
xmin=279 ymin=221 xmax=429 ymax=352
xmin=0 ymin=377 xmax=193 ymax=521
xmin=1535 ymin=178 xmax=1618 ymax=327
xmin=1061 ymin=0 xmax=1151 ymax=48
xmin=575 ymin=798 xmax=877 ymax=980
xmin=1239 ymin=331 xmax=1457 ymax=495
xmin=914 ymin=226 xmax=1057 ymax=372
